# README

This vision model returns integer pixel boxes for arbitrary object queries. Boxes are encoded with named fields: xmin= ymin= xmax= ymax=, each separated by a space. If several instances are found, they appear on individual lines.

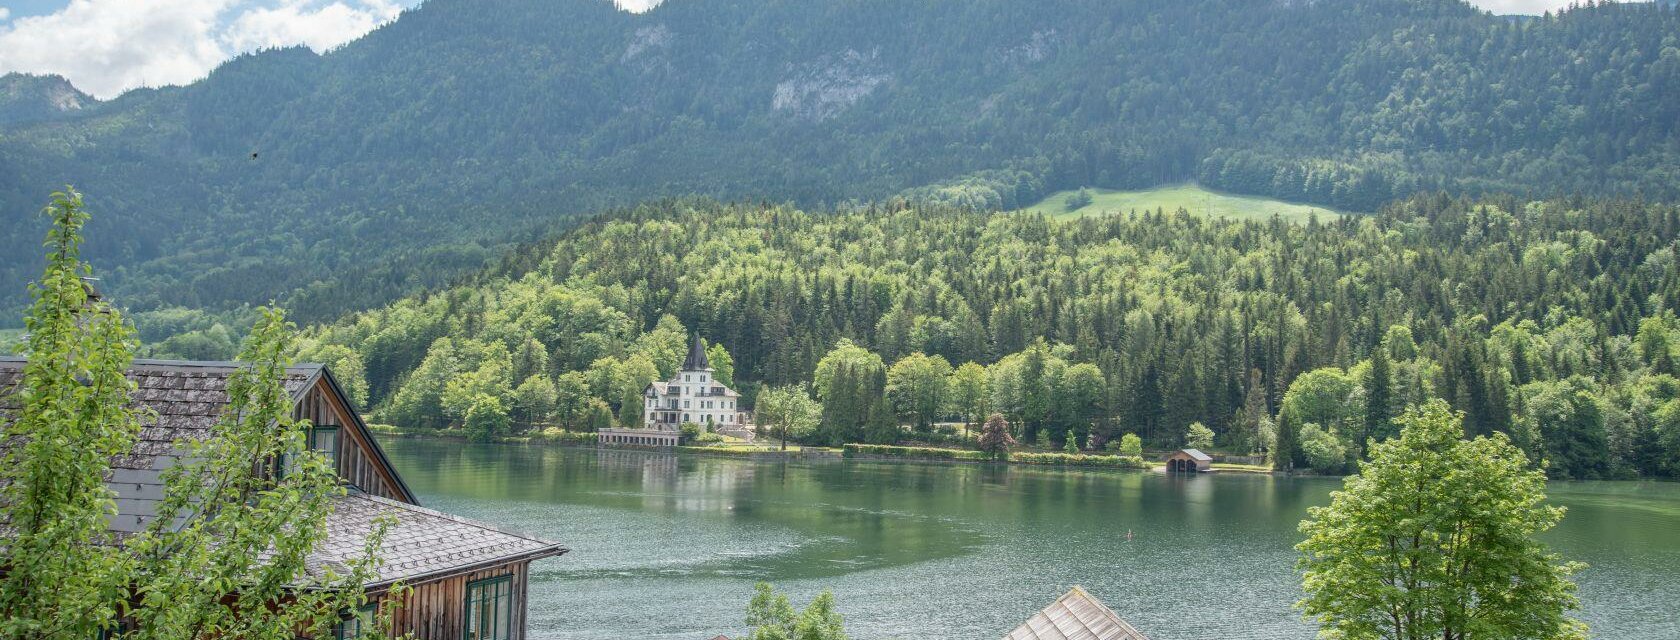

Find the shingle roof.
xmin=1004 ymin=587 xmax=1153 ymax=640
xmin=307 ymin=492 xmax=566 ymax=586
xmin=0 ymin=357 xmax=565 ymax=586
xmin=1180 ymin=449 xmax=1213 ymax=462
xmin=0 ymin=357 xmax=320 ymax=533
xmin=682 ymin=334 xmax=711 ymax=370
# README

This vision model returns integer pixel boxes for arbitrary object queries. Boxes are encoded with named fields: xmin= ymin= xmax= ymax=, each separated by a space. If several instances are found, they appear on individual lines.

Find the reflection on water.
xmin=387 ymin=440 xmax=1680 ymax=640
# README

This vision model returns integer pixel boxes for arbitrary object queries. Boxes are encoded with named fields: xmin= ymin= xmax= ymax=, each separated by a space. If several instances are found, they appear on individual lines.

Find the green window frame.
xmin=310 ymin=425 xmax=341 ymax=471
xmin=334 ymin=602 xmax=378 ymax=639
xmin=275 ymin=424 xmax=341 ymax=481
xmin=464 ymin=574 xmax=514 ymax=640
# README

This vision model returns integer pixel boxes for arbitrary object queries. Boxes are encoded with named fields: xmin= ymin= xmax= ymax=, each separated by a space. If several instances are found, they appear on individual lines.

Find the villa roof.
xmin=1004 ymin=586 xmax=1153 ymax=640
xmin=682 ymin=334 xmax=711 ymax=371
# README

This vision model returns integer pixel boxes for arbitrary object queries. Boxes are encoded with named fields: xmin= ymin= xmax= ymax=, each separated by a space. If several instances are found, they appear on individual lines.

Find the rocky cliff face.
xmin=0 ymin=73 xmax=92 ymax=128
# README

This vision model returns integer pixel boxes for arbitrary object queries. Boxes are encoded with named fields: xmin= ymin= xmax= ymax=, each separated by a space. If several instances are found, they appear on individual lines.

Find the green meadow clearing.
xmin=1022 ymin=183 xmax=1347 ymax=223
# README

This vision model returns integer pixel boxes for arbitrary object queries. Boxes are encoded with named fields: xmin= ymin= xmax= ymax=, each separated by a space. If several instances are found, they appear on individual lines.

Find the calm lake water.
xmin=382 ymin=439 xmax=1680 ymax=639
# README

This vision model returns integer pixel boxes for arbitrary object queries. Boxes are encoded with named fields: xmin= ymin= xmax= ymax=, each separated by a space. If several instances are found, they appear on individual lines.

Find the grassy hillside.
xmin=1021 ymin=184 xmax=1345 ymax=222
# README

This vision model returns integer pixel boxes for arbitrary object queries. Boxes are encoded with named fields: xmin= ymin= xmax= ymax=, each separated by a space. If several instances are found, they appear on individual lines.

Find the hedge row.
xmin=1011 ymin=452 xmax=1148 ymax=468
xmin=843 ymin=444 xmax=1148 ymax=468
xmin=843 ymin=444 xmax=995 ymax=461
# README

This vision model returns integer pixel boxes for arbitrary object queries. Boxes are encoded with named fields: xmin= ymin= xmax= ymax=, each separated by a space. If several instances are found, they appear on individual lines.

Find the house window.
xmin=276 ymin=424 xmax=340 ymax=480
xmin=684 ymin=400 xmax=691 ymax=408
xmin=701 ymin=374 xmax=707 ymax=382
xmin=310 ymin=425 xmax=340 ymax=470
xmin=334 ymin=603 xmax=378 ymax=639
xmin=684 ymin=374 xmax=690 ymax=382
xmin=464 ymin=575 xmax=514 ymax=640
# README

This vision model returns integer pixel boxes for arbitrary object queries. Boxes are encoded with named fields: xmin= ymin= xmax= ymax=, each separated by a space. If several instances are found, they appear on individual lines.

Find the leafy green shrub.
xmin=1186 ymin=422 xmax=1216 ymax=450
xmin=535 ymin=428 xmax=599 ymax=444
xmin=1010 ymin=452 xmax=1148 ymax=468
xmin=842 ymin=444 xmax=991 ymax=461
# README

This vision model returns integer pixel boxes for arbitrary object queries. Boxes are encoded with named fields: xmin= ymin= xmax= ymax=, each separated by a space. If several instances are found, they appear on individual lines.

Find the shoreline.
xmin=375 ymin=428 xmax=1297 ymax=473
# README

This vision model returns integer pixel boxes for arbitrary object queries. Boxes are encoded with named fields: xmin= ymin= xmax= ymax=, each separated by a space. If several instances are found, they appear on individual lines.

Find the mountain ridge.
xmin=2 ymin=0 xmax=1678 ymax=327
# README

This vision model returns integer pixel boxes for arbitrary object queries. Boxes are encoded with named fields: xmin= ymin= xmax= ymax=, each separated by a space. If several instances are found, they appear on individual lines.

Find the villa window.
xmin=701 ymin=374 xmax=707 ymax=382
xmin=464 ymin=575 xmax=514 ymax=640
xmin=684 ymin=400 xmax=691 ymax=408
xmin=684 ymin=374 xmax=690 ymax=382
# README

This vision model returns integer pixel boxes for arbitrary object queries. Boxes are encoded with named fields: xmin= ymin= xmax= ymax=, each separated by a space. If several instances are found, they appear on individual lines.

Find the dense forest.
xmin=3 ymin=0 xmax=1680 ymax=327
xmin=286 ymin=195 xmax=1680 ymax=479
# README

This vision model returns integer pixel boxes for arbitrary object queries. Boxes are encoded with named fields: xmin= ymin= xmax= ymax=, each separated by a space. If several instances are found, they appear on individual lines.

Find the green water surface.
xmin=382 ymin=440 xmax=1680 ymax=639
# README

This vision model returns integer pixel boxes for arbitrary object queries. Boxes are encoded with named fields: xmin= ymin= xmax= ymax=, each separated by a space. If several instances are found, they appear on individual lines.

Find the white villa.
xmin=598 ymin=335 xmax=753 ymax=446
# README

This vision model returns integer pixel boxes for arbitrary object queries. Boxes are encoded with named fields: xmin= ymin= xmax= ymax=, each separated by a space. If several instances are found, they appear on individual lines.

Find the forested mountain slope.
xmin=4 ymin=0 xmax=1680 ymax=325
xmin=295 ymin=195 xmax=1680 ymax=479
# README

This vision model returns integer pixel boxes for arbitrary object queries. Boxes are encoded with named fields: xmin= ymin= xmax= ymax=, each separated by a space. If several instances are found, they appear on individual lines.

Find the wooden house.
xmin=1005 ymin=586 xmax=1153 ymax=640
xmin=1165 ymin=448 xmax=1212 ymax=473
xmin=0 ymin=357 xmax=567 ymax=640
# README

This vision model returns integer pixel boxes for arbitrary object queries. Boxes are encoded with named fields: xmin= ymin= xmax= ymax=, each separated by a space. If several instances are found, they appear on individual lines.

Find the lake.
xmin=382 ymin=439 xmax=1680 ymax=639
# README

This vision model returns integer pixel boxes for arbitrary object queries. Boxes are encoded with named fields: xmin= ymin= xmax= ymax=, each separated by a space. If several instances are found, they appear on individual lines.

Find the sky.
xmin=0 ymin=0 xmax=1604 ymax=100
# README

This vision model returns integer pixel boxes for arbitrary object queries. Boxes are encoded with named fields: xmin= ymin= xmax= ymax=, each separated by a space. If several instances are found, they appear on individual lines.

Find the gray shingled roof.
xmin=307 ymin=492 xmax=565 ymax=586
xmin=682 ymin=334 xmax=711 ymax=370
xmin=1180 ymin=449 xmax=1213 ymax=462
xmin=0 ymin=357 xmax=320 ymax=533
xmin=1 ymin=357 xmax=565 ymax=586
xmin=1004 ymin=587 xmax=1153 ymax=640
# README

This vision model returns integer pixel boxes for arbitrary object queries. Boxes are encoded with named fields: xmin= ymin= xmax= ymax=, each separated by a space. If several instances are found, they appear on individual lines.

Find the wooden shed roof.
xmin=1175 ymin=448 xmax=1213 ymax=462
xmin=1004 ymin=586 xmax=1153 ymax=640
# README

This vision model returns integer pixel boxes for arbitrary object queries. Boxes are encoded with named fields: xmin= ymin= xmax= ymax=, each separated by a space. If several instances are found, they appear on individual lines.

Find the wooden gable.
xmin=291 ymin=368 xmax=416 ymax=504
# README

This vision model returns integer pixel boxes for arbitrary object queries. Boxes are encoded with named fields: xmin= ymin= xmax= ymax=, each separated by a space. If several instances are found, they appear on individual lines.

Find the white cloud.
xmin=0 ymin=0 xmax=407 ymax=99
xmin=224 ymin=0 xmax=401 ymax=53
xmin=616 ymin=0 xmax=662 ymax=12
xmin=1468 ymin=0 xmax=1622 ymax=14
xmin=0 ymin=8 xmax=11 ymax=21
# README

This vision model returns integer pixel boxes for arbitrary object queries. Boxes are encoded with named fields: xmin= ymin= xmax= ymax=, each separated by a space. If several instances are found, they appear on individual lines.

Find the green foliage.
xmin=1297 ymin=400 xmax=1586 ymax=640
xmin=946 ymin=361 xmax=991 ymax=436
xmin=280 ymin=193 xmax=1680 ymax=478
xmin=1276 ymin=368 xmax=1361 ymax=471
xmin=1064 ymin=188 xmax=1095 ymax=212
xmin=0 ymin=189 xmax=144 ymax=638
xmin=843 ymin=444 xmax=993 ymax=461
xmin=9 ymin=0 xmax=1680 ymax=332
xmin=1009 ymin=451 xmax=1148 ymax=468
xmin=0 ymin=191 xmax=394 ymax=637
xmin=756 ymin=384 xmax=823 ymax=449
xmin=745 ymin=583 xmax=848 ymax=640
xmin=886 ymin=352 xmax=952 ymax=431
xmin=1298 ymin=422 xmax=1349 ymax=474
xmin=1063 ymin=429 xmax=1079 ymax=453
xmin=122 ymin=307 xmax=392 ymax=638
xmin=680 ymin=422 xmax=704 ymax=442
xmin=463 ymin=393 xmax=510 ymax=443
xmin=1117 ymin=433 xmax=1143 ymax=458
xmin=1185 ymin=422 xmax=1215 ymax=451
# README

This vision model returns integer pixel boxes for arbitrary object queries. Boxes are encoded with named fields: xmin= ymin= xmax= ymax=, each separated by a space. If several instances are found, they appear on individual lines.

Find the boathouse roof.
xmin=1004 ymin=586 xmax=1153 ymax=640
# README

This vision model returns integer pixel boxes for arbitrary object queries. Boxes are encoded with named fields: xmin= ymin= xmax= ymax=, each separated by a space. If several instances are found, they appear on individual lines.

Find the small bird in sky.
xmin=250 ymin=152 xmax=259 ymax=159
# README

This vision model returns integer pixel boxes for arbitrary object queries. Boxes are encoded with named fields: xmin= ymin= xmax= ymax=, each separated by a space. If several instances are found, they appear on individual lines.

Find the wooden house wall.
xmin=379 ymin=560 xmax=532 ymax=640
xmin=293 ymin=381 xmax=407 ymax=502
